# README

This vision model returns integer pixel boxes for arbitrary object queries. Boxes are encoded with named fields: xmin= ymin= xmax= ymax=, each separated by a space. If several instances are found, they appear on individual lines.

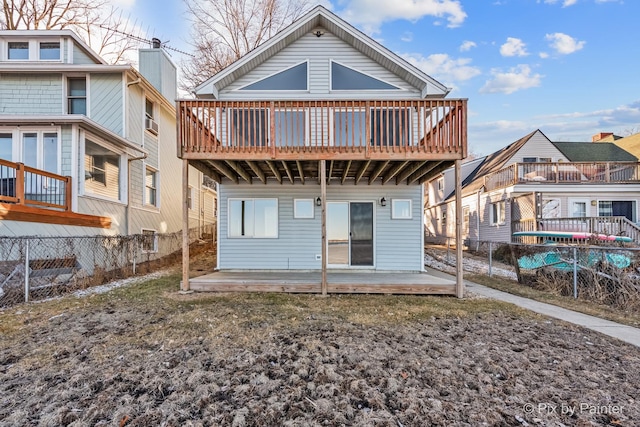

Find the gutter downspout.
xmin=126 ymin=154 xmax=148 ymax=236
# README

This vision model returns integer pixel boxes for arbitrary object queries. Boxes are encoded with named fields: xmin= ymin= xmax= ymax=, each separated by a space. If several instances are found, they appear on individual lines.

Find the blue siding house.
xmin=178 ymin=6 xmax=467 ymax=294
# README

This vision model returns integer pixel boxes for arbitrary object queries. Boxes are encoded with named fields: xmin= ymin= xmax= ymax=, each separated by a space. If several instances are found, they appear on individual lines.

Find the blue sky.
xmin=115 ymin=0 xmax=640 ymax=156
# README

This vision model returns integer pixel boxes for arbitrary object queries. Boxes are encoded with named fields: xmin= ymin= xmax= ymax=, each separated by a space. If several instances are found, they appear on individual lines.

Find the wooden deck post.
xmin=181 ymin=159 xmax=190 ymax=292
xmin=454 ymin=159 xmax=464 ymax=298
xmin=320 ymin=160 xmax=327 ymax=296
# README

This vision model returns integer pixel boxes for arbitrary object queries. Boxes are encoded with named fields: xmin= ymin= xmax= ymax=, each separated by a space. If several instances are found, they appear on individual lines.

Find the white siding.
xmin=219 ymin=32 xmax=422 ymax=100
xmin=219 ymin=182 xmax=422 ymax=271
xmin=509 ymin=131 xmax=568 ymax=165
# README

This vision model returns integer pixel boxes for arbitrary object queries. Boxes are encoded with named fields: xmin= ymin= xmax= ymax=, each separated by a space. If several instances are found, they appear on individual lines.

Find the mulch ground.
xmin=0 ymin=277 xmax=638 ymax=426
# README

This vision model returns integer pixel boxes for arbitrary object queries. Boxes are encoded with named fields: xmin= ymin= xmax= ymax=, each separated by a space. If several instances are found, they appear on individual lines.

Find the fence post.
xmin=446 ymin=238 xmax=451 ymax=264
xmin=572 ymin=247 xmax=578 ymax=299
xmin=488 ymin=241 xmax=493 ymax=277
xmin=24 ymin=240 xmax=30 ymax=303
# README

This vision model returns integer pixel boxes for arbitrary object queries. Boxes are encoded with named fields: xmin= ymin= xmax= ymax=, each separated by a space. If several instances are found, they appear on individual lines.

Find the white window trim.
xmin=227 ymin=198 xmax=279 ymax=239
xmin=3 ymin=38 xmax=63 ymax=62
xmin=294 ymin=198 xmax=314 ymax=219
xmin=141 ymin=228 xmax=158 ymax=253
xmin=236 ymin=59 xmax=309 ymax=92
xmin=144 ymin=164 xmax=160 ymax=209
xmin=490 ymin=200 xmax=506 ymax=226
xmin=568 ymin=198 xmax=589 ymax=218
xmin=17 ymin=127 xmax=62 ymax=174
xmin=81 ymin=134 xmax=126 ymax=204
xmin=329 ymin=59 xmax=405 ymax=92
xmin=64 ymin=73 xmax=90 ymax=116
xmin=391 ymin=199 xmax=412 ymax=219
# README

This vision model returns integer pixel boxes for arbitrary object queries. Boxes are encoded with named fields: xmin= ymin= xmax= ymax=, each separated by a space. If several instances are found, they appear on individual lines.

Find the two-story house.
xmin=425 ymin=129 xmax=640 ymax=245
xmin=177 ymin=6 xmax=468 ymax=295
xmin=0 ymin=30 xmax=216 ymax=242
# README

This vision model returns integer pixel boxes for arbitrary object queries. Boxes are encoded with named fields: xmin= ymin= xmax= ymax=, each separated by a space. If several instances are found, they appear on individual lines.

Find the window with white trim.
xmin=8 ymin=42 xmax=29 ymax=60
xmin=39 ymin=42 xmax=60 ymax=60
xmin=240 ymin=61 xmax=308 ymax=91
xmin=0 ymin=133 xmax=12 ymax=161
xmin=392 ymin=199 xmax=412 ymax=219
xmin=490 ymin=201 xmax=506 ymax=225
xmin=294 ymin=199 xmax=314 ymax=219
xmin=84 ymin=139 xmax=121 ymax=201
xmin=229 ymin=198 xmax=278 ymax=238
xmin=145 ymin=167 xmax=158 ymax=207
xmin=68 ymin=77 xmax=87 ymax=115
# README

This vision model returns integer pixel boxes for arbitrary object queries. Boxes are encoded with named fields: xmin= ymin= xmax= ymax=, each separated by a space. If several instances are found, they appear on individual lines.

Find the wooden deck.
xmin=189 ymin=271 xmax=456 ymax=295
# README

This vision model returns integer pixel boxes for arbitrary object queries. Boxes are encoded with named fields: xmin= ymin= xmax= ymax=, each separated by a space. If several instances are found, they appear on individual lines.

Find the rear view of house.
xmin=178 ymin=6 xmax=468 ymax=295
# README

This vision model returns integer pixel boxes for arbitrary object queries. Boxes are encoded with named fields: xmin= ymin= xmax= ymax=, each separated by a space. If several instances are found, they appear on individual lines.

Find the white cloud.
xmin=539 ymin=52 xmax=549 ymax=59
xmin=401 ymin=32 xmax=413 ymax=42
xmin=401 ymin=53 xmax=481 ymax=89
xmin=500 ymin=37 xmax=528 ymax=57
xmin=340 ymin=0 xmax=467 ymax=33
xmin=545 ymin=32 xmax=586 ymax=54
xmin=459 ymin=40 xmax=477 ymax=52
xmin=480 ymin=64 xmax=543 ymax=94
xmin=542 ymin=0 xmax=577 ymax=6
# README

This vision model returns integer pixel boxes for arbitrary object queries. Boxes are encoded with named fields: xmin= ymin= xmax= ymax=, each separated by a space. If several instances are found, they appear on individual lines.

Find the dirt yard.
xmin=1 ymin=274 xmax=638 ymax=426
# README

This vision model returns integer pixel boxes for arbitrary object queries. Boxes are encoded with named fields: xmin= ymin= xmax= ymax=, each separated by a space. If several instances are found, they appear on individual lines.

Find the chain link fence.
xmin=425 ymin=238 xmax=640 ymax=312
xmin=0 ymin=224 xmax=216 ymax=308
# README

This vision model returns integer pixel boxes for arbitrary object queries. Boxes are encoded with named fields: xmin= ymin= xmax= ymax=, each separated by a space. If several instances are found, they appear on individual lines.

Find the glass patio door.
xmin=327 ymin=201 xmax=374 ymax=267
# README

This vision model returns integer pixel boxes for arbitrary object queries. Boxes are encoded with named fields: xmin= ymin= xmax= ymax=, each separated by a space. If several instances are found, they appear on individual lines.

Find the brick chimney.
xmin=592 ymin=132 xmax=614 ymax=142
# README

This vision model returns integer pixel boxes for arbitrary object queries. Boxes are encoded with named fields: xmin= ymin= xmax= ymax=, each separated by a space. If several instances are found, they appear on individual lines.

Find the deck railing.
xmin=178 ymin=99 xmax=467 ymax=159
xmin=0 ymin=159 xmax=71 ymax=211
xmin=512 ymin=216 xmax=640 ymax=244
xmin=485 ymin=162 xmax=640 ymax=191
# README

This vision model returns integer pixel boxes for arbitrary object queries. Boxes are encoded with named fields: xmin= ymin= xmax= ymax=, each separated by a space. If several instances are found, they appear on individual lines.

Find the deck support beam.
xmin=225 ymin=160 xmax=252 ymax=184
xmin=265 ymin=160 xmax=282 ymax=184
xmin=368 ymin=160 xmax=389 ymax=184
xmin=210 ymin=161 xmax=239 ymax=184
xmin=327 ymin=160 xmax=334 ymax=185
xmin=181 ymin=159 xmax=190 ymax=292
xmin=455 ymin=159 xmax=464 ymax=298
xmin=381 ymin=161 xmax=409 ymax=185
xmin=296 ymin=160 xmax=305 ymax=184
xmin=396 ymin=161 xmax=428 ymax=184
xmin=281 ymin=161 xmax=294 ymax=184
xmin=320 ymin=160 xmax=327 ymax=296
xmin=245 ymin=161 xmax=267 ymax=184
xmin=341 ymin=160 xmax=352 ymax=185
xmin=355 ymin=160 xmax=371 ymax=185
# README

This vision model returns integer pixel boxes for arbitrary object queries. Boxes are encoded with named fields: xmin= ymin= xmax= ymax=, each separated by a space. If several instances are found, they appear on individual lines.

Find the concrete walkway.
xmin=464 ymin=279 xmax=640 ymax=348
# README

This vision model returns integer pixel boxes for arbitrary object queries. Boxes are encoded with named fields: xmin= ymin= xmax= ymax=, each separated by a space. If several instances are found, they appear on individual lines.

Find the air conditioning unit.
xmin=145 ymin=118 xmax=159 ymax=135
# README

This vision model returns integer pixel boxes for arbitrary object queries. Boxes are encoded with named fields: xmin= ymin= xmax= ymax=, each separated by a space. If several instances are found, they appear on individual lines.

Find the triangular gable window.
xmin=331 ymin=61 xmax=399 ymax=90
xmin=240 ymin=62 xmax=308 ymax=91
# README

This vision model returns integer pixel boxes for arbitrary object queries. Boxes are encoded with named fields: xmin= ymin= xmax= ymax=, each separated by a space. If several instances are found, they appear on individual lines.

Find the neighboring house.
xmin=177 ymin=6 xmax=467 ymax=293
xmin=425 ymin=129 xmax=640 ymax=244
xmin=0 ymin=30 xmax=216 ymax=239
xmin=611 ymin=131 xmax=640 ymax=159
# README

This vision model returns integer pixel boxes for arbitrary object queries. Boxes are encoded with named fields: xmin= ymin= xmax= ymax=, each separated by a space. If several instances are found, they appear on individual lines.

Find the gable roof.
xmin=194 ymin=5 xmax=449 ymax=98
xmin=614 ymin=132 xmax=640 ymax=157
xmin=553 ymin=142 xmax=637 ymax=162
xmin=440 ymin=130 xmax=548 ymax=200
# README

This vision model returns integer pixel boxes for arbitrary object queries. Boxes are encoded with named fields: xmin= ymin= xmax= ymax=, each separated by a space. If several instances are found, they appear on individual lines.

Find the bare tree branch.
xmin=181 ymin=0 xmax=310 ymax=92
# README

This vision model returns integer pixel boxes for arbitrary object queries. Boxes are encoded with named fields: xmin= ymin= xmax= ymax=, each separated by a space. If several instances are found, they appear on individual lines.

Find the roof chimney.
xmin=592 ymin=132 xmax=613 ymax=142
xmin=151 ymin=38 xmax=162 ymax=49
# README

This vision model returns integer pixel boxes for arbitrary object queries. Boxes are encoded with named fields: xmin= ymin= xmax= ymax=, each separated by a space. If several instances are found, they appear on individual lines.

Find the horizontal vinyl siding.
xmin=219 ymin=32 xmax=421 ymax=100
xmin=0 ymin=221 xmax=116 ymax=237
xmin=0 ymin=74 xmax=62 ymax=114
xmin=219 ymin=182 xmax=422 ymax=271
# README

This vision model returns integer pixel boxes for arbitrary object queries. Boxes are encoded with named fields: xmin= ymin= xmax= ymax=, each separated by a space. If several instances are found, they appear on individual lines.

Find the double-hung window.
xmin=490 ymin=201 xmax=506 ymax=225
xmin=84 ymin=139 xmax=121 ymax=201
xmin=229 ymin=198 xmax=278 ymax=238
xmin=68 ymin=77 xmax=87 ymax=115
xmin=145 ymin=167 xmax=158 ymax=207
